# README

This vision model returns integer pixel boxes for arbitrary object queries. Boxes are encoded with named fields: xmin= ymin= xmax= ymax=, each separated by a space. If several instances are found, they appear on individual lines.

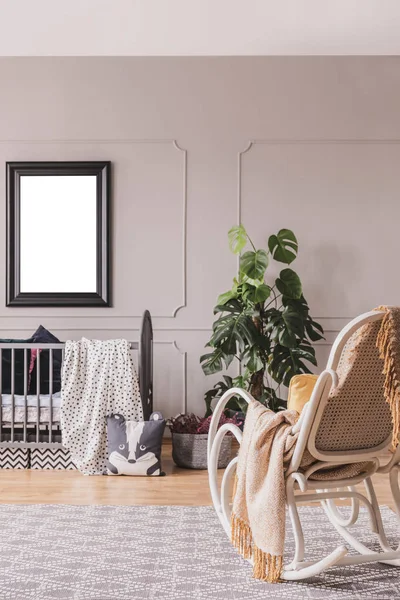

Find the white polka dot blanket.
xmin=60 ymin=338 xmax=143 ymax=475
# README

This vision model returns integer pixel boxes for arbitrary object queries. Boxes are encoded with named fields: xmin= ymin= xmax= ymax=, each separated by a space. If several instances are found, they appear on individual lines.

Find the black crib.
xmin=0 ymin=310 xmax=153 ymax=449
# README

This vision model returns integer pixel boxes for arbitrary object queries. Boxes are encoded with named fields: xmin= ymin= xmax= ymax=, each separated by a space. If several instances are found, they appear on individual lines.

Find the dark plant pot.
xmin=172 ymin=433 xmax=232 ymax=470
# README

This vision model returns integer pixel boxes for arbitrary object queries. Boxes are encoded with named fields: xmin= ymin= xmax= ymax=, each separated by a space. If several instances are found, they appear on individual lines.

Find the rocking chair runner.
xmin=207 ymin=310 xmax=400 ymax=581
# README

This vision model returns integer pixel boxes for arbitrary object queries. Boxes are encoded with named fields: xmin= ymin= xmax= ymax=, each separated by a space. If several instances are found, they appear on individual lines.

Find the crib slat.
xmin=36 ymin=350 xmax=40 ymax=443
xmin=23 ymin=349 xmax=28 ymax=443
xmin=49 ymin=349 xmax=53 ymax=443
xmin=11 ymin=349 xmax=15 ymax=442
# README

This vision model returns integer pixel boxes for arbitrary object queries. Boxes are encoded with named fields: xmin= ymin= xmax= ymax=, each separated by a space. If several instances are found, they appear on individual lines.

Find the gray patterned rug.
xmin=0 ymin=504 xmax=399 ymax=599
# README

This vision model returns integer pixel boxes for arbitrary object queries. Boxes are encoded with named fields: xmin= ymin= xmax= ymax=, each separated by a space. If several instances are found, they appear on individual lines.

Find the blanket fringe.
xmin=376 ymin=306 xmax=400 ymax=448
xmin=231 ymin=513 xmax=282 ymax=583
xmin=231 ymin=514 xmax=252 ymax=559
xmin=253 ymin=547 xmax=283 ymax=583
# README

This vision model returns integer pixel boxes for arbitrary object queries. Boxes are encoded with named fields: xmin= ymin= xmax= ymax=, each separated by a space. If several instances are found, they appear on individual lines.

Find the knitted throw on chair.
xmin=231 ymin=402 xmax=372 ymax=583
xmin=231 ymin=307 xmax=400 ymax=583
xmin=231 ymin=402 xmax=299 ymax=583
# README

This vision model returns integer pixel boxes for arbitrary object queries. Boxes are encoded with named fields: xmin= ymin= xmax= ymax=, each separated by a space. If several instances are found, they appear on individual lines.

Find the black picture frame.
xmin=6 ymin=161 xmax=111 ymax=307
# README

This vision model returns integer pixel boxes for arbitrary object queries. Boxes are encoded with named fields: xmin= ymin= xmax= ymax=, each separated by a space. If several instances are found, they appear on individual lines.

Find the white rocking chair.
xmin=208 ymin=310 xmax=400 ymax=581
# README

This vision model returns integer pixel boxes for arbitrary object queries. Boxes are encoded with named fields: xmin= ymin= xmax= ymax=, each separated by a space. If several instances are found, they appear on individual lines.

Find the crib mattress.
xmin=1 ymin=393 xmax=61 ymax=424
xmin=1 ymin=406 xmax=61 ymax=425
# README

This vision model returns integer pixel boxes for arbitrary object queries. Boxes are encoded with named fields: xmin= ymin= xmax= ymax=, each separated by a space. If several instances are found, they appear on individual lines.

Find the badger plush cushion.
xmin=106 ymin=412 xmax=165 ymax=476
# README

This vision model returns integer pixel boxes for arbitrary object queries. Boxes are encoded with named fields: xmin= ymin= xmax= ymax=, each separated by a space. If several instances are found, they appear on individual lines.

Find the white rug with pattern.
xmin=0 ymin=504 xmax=399 ymax=599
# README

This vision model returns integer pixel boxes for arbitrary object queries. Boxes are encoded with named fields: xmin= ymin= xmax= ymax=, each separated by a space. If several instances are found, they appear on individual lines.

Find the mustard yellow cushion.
xmin=287 ymin=374 xmax=319 ymax=414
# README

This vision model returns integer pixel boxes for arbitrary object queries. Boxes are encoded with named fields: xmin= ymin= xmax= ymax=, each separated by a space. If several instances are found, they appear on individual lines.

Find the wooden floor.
xmin=0 ymin=441 xmax=396 ymax=508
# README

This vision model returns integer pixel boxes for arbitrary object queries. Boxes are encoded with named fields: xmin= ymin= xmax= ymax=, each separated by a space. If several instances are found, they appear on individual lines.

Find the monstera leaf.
xmin=268 ymin=229 xmax=298 ymax=264
xmin=216 ymin=288 xmax=237 ymax=306
xmin=254 ymin=283 xmax=271 ymax=303
xmin=245 ymin=347 xmax=264 ymax=373
xmin=242 ymin=282 xmax=271 ymax=305
xmin=269 ymin=342 xmax=317 ymax=386
xmin=281 ymin=306 xmax=305 ymax=339
xmin=282 ymin=294 xmax=309 ymax=318
xmin=262 ymin=387 xmax=287 ymax=412
xmin=275 ymin=268 xmax=302 ymax=299
xmin=228 ymin=224 xmax=248 ymax=255
xmin=283 ymin=295 xmax=325 ymax=342
xmin=200 ymin=348 xmax=227 ymax=375
xmin=213 ymin=297 xmax=244 ymax=315
xmin=204 ymin=376 xmax=234 ymax=416
xmin=204 ymin=374 xmax=251 ymax=416
xmin=305 ymin=319 xmax=324 ymax=342
xmin=240 ymin=250 xmax=269 ymax=280
xmin=211 ymin=308 xmax=260 ymax=352
xmin=264 ymin=306 xmax=304 ymax=348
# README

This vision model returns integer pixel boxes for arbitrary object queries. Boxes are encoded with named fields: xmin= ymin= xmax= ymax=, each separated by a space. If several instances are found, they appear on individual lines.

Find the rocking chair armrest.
xmin=290 ymin=369 xmax=339 ymax=436
xmin=287 ymin=368 xmax=339 ymax=475
xmin=322 ymin=368 xmax=339 ymax=390
xmin=291 ymin=402 xmax=311 ymax=434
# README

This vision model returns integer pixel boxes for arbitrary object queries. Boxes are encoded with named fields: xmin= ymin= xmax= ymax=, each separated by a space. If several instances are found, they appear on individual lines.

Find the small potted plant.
xmin=168 ymin=413 xmax=244 ymax=470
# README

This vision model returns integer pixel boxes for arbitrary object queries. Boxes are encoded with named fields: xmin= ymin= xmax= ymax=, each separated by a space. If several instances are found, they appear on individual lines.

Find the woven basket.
xmin=172 ymin=433 xmax=232 ymax=470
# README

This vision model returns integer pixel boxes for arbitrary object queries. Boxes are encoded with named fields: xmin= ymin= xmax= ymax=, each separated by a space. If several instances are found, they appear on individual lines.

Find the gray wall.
xmin=0 ymin=57 xmax=399 ymax=417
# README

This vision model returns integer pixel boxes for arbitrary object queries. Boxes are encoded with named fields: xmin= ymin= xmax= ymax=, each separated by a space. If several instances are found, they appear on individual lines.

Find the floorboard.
xmin=0 ymin=441 xmax=396 ymax=509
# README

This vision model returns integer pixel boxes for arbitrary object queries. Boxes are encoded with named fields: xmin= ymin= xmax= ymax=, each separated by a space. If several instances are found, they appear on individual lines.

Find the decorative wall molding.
xmin=237 ymin=140 xmax=253 ymax=225
xmin=170 ymin=141 xmax=188 ymax=318
xmin=0 ymin=138 xmax=183 ymax=145
xmin=237 ymin=137 xmax=400 ymax=226
xmin=236 ymin=138 xmax=398 ymax=336
xmin=173 ymin=342 xmax=188 ymax=413
xmin=0 ymin=138 xmax=188 ymax=319
xmin=0 ymin=325 xmax=343 ymax=333
xmin=150 ymin=340 xmax=187 ymax=414
xmin=242 ymin=138 xmax=400 ymax=145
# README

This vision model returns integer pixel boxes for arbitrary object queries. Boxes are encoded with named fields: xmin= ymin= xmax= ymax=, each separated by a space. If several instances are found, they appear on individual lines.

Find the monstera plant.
xmin=200 ymin=225 xmax=324 ymax=415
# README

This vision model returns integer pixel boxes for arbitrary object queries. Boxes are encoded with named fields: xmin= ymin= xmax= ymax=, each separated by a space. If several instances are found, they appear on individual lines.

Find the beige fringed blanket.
xmin=231 ymin=306 xmax=400 ymax=583
xmin=376 ymin=306 xmax=400 ymax=448
xmin=231 ymin=404 xmax=299 ymax=583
